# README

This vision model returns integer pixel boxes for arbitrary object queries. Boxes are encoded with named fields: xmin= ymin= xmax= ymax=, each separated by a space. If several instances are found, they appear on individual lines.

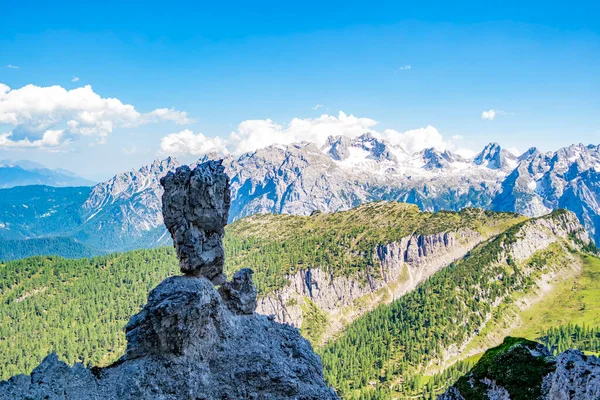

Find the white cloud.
xmin=160 ymin=129 xmax=228 ymax=156
xmin=481 ymin=109 xmax=505 ymax=121
xmin=0 ymin=130 xmax=67 ymax=149
xmin=507 ymin=147 xmax=521 ymax=156
xmin=379 ymin=126 xmax=470 ymax=155
xmin=396 ymin=65 xmax=412 ymax=71
xmin=159 ymin=111 xmax=470 ymax=158
xmin=0 ymin=83 xmax=192 ymax=149
xmin=312 ymin=104 xmax=323 ymax=110
xmin=146 ymin=108 xmax=193 ymax=125
xmin=6 ymin=65 xmax=19 ymax=69
xmin=71 ymin=77 xmax=80 ymax=82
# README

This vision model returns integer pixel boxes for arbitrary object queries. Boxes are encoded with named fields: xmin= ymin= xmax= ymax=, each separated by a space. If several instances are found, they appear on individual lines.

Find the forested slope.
xmin=319 ymin=210 xmax=597 ymax=399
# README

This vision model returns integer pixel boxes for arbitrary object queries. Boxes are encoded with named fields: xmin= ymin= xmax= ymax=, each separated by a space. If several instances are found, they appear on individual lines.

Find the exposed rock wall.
xmin=257 ymin=228 xmax=485 ymax=341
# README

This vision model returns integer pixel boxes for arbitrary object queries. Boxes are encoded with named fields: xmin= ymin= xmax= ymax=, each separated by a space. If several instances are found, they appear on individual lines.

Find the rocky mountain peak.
xmin=474 ymin=142 xmax=516 ymax=169
xmin=351 ymin=132 xmax=398 ymax=162
xmin=0 ymin=160 xmax=339 ymax=400
xmin=420 ymin=147 xmax=461 ymax=170
xmin=324 ymin=135 xmax=352 ymax=160
xmin=518 ymin=146 xmax=539 ymax=161
xmin=148 ymin=156 xmax=179 ymax=173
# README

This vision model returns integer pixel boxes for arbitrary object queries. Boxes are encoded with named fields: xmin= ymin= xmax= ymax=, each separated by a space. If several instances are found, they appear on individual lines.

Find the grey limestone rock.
xmin=160 ymin=159 xmax=231 ymax=284
xmin=0 ymin=276 xmax=339 ymax=399
xmin=218 ymin=268 xmax=258 ymax=315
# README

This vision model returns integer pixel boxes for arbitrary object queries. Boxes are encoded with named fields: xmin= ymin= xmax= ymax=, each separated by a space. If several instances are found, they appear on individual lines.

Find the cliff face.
xmin=257 ymin=211 xmax=589 ymax=344
xmin=0 ymin=160 xmax=339 ymax=400
xmin=256 ymin=228 xmax=485 ymax=341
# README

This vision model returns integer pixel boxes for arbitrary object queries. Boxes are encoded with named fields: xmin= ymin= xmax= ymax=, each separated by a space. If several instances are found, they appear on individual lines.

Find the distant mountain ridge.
xmin=0 ymin=159 xmax=95 ymax=188
xmin=0 ymin=136 xmax=599 ymax=258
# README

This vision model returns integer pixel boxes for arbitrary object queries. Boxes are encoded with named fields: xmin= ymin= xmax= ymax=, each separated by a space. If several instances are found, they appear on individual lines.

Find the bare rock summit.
xmin=160 ymin=159 xmax=231 ymax=284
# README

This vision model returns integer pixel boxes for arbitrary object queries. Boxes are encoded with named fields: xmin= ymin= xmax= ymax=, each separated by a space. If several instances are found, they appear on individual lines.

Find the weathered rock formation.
xmin=160 ymin=160 xmax=231 ymax=284
xmin=438 ymin=337 xmax=600 ymax=400
xmin=0 ymin=160 xmax=339 ymax=400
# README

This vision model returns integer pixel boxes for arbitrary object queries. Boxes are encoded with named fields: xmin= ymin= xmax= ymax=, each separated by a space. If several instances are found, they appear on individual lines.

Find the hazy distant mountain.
xmin=0 ymin=136 xmax=599 ymax=258
xmin=0 ymin=159 xmax=95 ymax=188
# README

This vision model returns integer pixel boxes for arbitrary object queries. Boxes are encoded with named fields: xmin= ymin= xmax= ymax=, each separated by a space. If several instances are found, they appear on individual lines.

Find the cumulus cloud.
xmin=6 ymin=65 xmax=19 ymax=69
xmin=71 ymin=77 xmax=80 ymax=82
xmin=380 ymin=126 xmax=447 ymax=154
xmin=160 ymin=129 xmax=228 ymax=156
xmin=159 ymin=111 xmax=471 ymax=158
xmin=0 ymin=83 xmax=191 ymax=149
xmin=481 ymin=109 xmax=505 ymax=121
xmin=0 ymin=130 xmax=67 ymax=149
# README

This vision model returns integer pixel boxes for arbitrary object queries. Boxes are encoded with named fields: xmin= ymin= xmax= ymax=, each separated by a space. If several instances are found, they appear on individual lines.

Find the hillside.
xmin=0 ymin=202 xmax=520 ymax=379
xmin=0 ymin=204 xmax=597 ymax=400
xmin=318 ymin=209 xmax=595 ymax=399
xmin=439 ymin=337 xmax=600 ymax=399
xmin=227 ymin=202 xmax=525 ymax=342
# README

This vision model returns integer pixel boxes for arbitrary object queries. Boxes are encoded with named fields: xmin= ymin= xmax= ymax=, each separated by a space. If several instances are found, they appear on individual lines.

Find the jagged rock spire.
xmin=0 ymin=158 xmax=340 ymax=399
xmin=160 ymin=159 xmax=231 ymax=284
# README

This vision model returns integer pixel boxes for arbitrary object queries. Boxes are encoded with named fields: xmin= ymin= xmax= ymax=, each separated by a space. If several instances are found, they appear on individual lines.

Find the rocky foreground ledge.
xmin=0 ymin=160 xmax=339 ymax=400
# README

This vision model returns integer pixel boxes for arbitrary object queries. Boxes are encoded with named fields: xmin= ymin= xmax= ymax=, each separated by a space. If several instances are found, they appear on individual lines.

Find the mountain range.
xmin=0 ymin=135 xmax=599 ymax=258
xmin=0 ymin=160 xmax=95 ymax=188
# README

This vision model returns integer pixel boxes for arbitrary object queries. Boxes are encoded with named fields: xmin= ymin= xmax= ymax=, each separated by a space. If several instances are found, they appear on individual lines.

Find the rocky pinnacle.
xmin=160 ymin=159 xmax=231 ymax=284
xmin=0 ymin=159 xmax=339 ymax=399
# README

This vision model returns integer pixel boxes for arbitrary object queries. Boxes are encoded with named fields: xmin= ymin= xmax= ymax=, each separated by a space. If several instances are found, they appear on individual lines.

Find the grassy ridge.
xmin=226 ymin=202 xmax=523 ymax=294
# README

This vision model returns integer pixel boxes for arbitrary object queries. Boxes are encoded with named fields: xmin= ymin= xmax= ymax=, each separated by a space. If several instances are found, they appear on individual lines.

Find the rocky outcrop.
xmin=506 ymin=210 xmax=589 ymax=262
xmin=0 ymin=160 xmax=339 ymax=400
xmin=258 ymin=210 xmax=587 ymax=342
xmin=218 ymin=268 xmax=258 ymax=315
xmin=439 ymin=337 xmax=600 ymax=400
xmin=160 ymin=160 xmax=231 ymax=284
xmin=542 ymin=349 xmax=600 ymax=399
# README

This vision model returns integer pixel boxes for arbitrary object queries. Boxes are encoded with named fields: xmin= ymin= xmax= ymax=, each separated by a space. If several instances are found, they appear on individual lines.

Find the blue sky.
xmin=1 ymin=0 xmax=599 ymax=180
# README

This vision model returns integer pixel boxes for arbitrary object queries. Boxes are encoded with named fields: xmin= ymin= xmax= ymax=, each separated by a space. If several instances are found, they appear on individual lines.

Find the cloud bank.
xmin=160 ymin=111 xmax=471 ymax=158
xmin=0 ymin=83 xmax=191 ymax=149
